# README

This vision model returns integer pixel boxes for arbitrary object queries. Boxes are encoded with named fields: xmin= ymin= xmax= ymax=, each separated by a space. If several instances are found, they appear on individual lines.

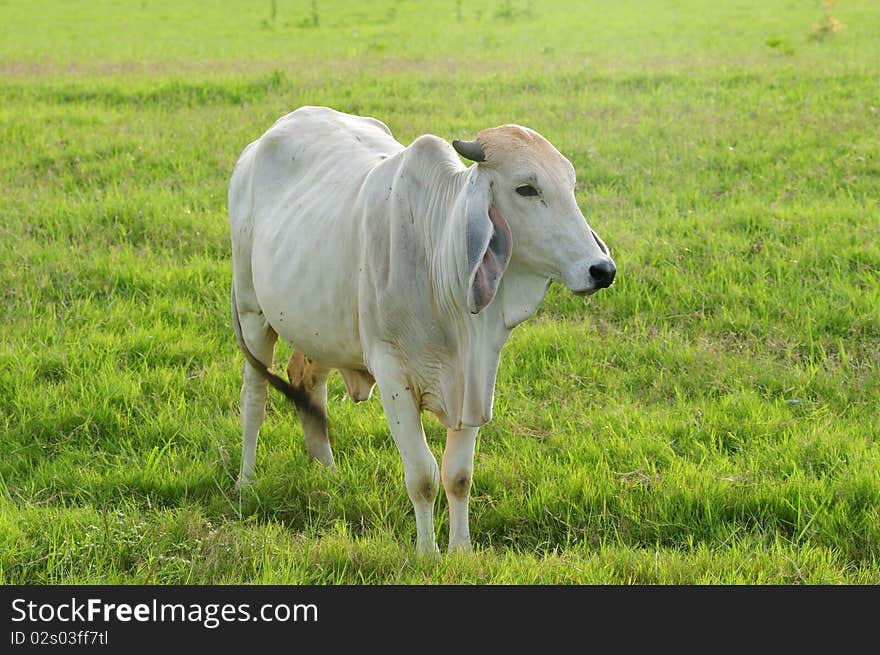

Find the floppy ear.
xmin=465 ymin=172 xmax=513 ymax=314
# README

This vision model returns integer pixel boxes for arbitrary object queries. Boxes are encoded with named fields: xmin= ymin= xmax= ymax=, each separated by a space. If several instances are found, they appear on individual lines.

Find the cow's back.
xmin=242 ymin=106 xmax=404 ymax=368
xmin=252 ymin=107 xmax=400 ymax=203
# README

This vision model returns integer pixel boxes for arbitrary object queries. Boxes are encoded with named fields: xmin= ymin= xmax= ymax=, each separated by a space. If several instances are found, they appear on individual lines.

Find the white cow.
xmin=228 ymin=106 xmax=615 ymax=554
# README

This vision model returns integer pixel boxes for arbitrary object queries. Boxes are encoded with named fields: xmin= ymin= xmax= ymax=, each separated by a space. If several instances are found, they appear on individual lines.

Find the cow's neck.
xmin=441 ymin=260 xmax=550 ymax=429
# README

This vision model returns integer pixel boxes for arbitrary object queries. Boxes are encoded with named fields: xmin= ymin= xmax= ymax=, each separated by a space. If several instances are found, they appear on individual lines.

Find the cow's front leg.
xmin=372 ymin=356 xmax=439 ymax=556
xmin=442 ymin=426 xmax=478 ymax=552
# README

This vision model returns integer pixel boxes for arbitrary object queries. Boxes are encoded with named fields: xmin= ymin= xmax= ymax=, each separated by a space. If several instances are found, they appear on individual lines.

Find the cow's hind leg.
xmin=236 ymin=311 xmax=278 ymax=490
xmin=286 ymin=352 xmax=335 ymax=468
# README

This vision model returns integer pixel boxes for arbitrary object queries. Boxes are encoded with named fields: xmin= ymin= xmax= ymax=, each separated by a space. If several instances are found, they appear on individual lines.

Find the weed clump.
xmin=811 ymin=0 xmax=846 ymax=41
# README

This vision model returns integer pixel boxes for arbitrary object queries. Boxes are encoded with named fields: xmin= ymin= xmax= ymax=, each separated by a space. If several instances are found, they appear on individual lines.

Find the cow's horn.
xmin=453 ymin=138 xmax=486 ymax=163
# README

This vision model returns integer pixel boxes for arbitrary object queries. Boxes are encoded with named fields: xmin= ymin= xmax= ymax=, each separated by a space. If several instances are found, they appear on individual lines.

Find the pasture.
xmin=1 ymin=0 xmax=878 ymax=583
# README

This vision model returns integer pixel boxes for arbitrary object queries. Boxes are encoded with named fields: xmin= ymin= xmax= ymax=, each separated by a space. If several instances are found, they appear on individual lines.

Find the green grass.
xmin=1 ymin=0 xmax=878 ymax=584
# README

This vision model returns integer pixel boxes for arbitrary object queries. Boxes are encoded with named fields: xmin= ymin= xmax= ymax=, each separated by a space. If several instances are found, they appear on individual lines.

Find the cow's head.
xmin=454 ymin=125 xmax=615 ymax=314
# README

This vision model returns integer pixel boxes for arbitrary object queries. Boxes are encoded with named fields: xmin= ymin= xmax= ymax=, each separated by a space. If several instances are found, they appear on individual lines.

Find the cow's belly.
xmin=251 ymin=210 xmax=365 ymax=371
xmin=276 ymin=317 xmax=364 ymax=370
xmin=262 ymin=293 xmax=364 ymax=370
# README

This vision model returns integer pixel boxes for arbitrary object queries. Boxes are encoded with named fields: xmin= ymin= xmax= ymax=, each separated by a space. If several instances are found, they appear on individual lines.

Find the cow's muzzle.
xmin=566 ymin=257 xmax=616 ymax=295
xmin=589 ymin=259 xmax=616 ymax=289
xmin=563 ymin=257 xmax=617 ymax=296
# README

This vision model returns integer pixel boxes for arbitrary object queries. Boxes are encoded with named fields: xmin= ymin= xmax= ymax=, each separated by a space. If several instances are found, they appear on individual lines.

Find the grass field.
xmin=1 ymin=0 xmax=878 ymax=584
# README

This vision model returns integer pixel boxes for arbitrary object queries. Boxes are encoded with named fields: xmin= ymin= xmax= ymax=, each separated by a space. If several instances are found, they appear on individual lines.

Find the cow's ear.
xmin=465 ymin=172 xmax=512 ymax=314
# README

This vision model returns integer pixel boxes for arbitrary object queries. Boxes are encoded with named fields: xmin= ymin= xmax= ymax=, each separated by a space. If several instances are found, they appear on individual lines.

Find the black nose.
xmin=589 ymin=260 xmax=616 ymax=288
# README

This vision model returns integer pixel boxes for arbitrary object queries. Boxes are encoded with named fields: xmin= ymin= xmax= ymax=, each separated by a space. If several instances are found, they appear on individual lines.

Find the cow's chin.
xmin=561 ymin=272 xmax=598 ymax=296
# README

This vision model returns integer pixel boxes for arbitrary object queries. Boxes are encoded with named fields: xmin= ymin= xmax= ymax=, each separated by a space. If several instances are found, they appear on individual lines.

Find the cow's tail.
xmin=230 ymin=281 xmax=326 ymax=422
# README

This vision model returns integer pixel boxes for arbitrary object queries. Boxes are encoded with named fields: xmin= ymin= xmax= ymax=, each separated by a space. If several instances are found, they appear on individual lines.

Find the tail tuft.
xmin=230 ymin=282 xmax=327 ymax=422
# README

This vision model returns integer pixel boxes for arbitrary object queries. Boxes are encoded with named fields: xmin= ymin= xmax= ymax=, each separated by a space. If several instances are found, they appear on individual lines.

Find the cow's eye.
xmin=516 ymin=184 xmax=539 ymax=197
